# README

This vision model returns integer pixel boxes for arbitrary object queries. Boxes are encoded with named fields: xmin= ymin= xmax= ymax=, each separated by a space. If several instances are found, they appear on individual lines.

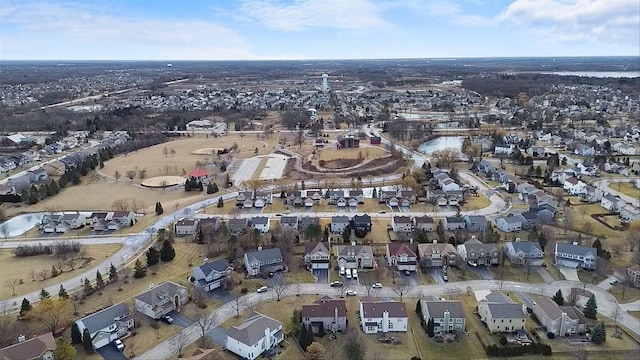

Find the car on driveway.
xmin=443 ymin=274 xmax=448 ymax=282
xmin=346 ymin=290 xmax=358 ymax=296
xmin=257 ymin=286 xmax=268 ymax=293
xmin=610 ymin=279 xmax=619 ymax=285
xmin=114 ymin=339 xmax=125 ymax=351
xmin=404 ymin=270 xmax=411 ymax=276
xmin=330 ymin=281 xmax=343 ymax=287
xmin=160 ymin=315 xmax=174 ymax=324
xmin=372 ymin=283 xmax=382 ymax=289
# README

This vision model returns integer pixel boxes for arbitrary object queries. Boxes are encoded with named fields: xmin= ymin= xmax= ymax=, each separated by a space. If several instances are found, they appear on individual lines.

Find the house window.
xmin=388 ymin=321 xmax=393 ymax=329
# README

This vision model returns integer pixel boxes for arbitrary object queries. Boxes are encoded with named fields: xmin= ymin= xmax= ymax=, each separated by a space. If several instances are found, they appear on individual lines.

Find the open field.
xmin=460 ymin=195 xmax=491 ymax=211
xmin=0 ymin=244 xmax=122 ymax=300
xmin=569 ymin=203 xmax=622 ymax=239
xmin=317 ymin=146 xmax=388 ymax=162
xmin=609 ymin=284 xmax=640 ymax=303
xmin=613 ymin=182 xmax=640 ymax=200
xmin=491 ymin=262 xmax=546 ymax=283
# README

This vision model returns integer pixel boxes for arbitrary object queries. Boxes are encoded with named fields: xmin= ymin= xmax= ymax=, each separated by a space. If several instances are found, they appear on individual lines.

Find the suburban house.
xmin=518 ymin=211 xmax=539 ymax=230
xmin=255 ymin=191 xmax=273 ymax=205
xmin=601 ymin=194 xmax=626 ymax=212
xmin=554 ymin=243 xmax=597 ymax=270
xmin=303 ymin=242 xmax=331 ymax=270
xmin=386 ymin=242 xmax=417 ymax=272
xmin=419 ymin=299 xmax=466 ymax=336
xmin=391 ymin=216 xmax=413 ymax=233
xmin=236 ymin=191 xmax=254 ymax=207
xmin=225 ymin=312 xmax=284 ymax=360
xmin=580 ymin=186 xmax=603 ymax=203
xmin=495 ymin=215 xmax=523 ymax=233
xmin=327 ymin=190 xmax=346 ymax=205
xmin=0 ymin=333 xmax=56 ymax=360
xmin=330 ymin=215 xmax=350 ymax=234
xmin=279 ymin=216 xmax=298 ymax=229
xmin=563 ymin=177 xmax=587 ymax=195
xmin=359 ymin=300 xmax=408 ymax=334
xmin=626 ymin=265 xmax=640 ymax=288
xmin=352 ymin=214 xmax=372 ymax=233
xmin=349 ymin=190 xmax=365 ymax=204
xmin=478 ymin=291 xmax=526 ymax=334
xmin=88 ymin=211 xmax=135 ymax=232
xmin=192 ymin=258 xmax=233 ymax=291
xmin=299 ymin=216 xmax=320 ymax=232
xmin=442 ymin=217 xmax=466 ymax=231
xmin=250 ymin=216 xmax=270 ymax=233
xmin=418 ymin=241 xmax=458 ymax=268
xmin=620 ymin=204 xmax=640 ymax=223
xmin=74 ymin=302 xmax=134 ymax=349
xmin=175 ymin=219 xmax=199 ymax=236
xmin=244 ymin=248 xmax=284 ymax=276
xmin=228 ymin=218 xmax=249 ymax=235
xmin=305 ymin=190 xmax=323 ymax=203
xmin=414 ymin=215 xmax=435 ymax=232
xmin=464 ymin=215 xmax=487 ymax=232
xmin=301 ymin=296 xmax=347 ymax=334
xmin=456 ymin=238 xmax=499 ymax=266
xmin=134 ymin=281 xmax=187 ymax=320
xmin=532 ymin=296 xmax=588 ymax=337
xmin=505 ymin=241 xmax=544 ymax=266
xmin=334 ymin=243 xmax=374 ymax=269
xmin=494 ymin=144 xmax=515 ymax=155
xmin=41 ymin=213 xmax=86 ymax=233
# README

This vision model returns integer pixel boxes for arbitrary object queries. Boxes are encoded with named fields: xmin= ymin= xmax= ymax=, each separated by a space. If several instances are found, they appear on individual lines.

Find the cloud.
xmin=239 ymin=0 xmax=393 ymax=31
xmin=498 ymin=0 xmax=640 ymax=44
xmin=0 ymin=1 xmax=254 ymax=60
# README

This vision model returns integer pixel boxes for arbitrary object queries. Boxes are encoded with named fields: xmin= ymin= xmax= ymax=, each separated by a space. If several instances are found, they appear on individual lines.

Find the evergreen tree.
xmin=217 ymin=196 xmax=224 ymax=208
xmin=552 ymin=289 xmax=564 ymax=306
xmin=584 ymin=294 xmax=598 ymax=319
xmin=372 ymin=187 xmax=378 ymax=199
xmin=70 ymin=323 xmax=82 ymax=344
xmin=53 ymin=337 xmax=77 ymax=360
xmin=155 ymin=201 xmax=164 ymax=215
xmin=160 ymin=240 xmax=176 ymax=262
xmin=82 ymin=329 xmax=94 ymax=352
xmin=342 ymin=225 xmax=351 ymax=244
xmin=95 ymin=270 xmax=104 ymax=289
xmin=206 ymin=183 xmax=215 ymax=194
xmin=323 ymin=226 xmax=329 ymax=242
xmin=40 ymin=288 xmax=51 ymax=300
xmin=591 ymin=322 xmax=606 ymax=344
xmin=133 ymin=259 xmax=147 ymax=278
xmin=416 ymin=299 xmax=422 ymax=314
xmin=51 ymin=265 xmax=59 ymax=277
xmin=83 ymin=278 xmax=94 ymax=296
xmin=58 ymin=285 xmax=69 ymax=299
xmin=298 ymin=322 xmax=308 ymax=346
xmin=303 ymin=324 xmax=314 ymax=350
xmin=317 ymin=322 xmax=325 ymax=338
xmin=109 ymin=263 xmax=118 ymax=282
xmin=20 ymin=298 xmax=31 ymax=317
xmin=289 ymin=309 xmax=302 ymax=338
xmin=427 ymin=318 xmax=434 ymax=338
xmin=146 ymin=247 xmax=160 ymax=266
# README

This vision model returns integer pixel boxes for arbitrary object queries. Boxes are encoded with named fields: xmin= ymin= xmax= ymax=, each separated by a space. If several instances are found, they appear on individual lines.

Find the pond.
xmin=0 ymin=213 xmax=45 ymax=237
xmin=418 ymin=136 xmax=463 ymax=155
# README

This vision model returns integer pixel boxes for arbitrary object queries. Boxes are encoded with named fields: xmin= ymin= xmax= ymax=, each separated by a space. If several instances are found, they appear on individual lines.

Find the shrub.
xmin=241 ymin=287 xmax=248 ymax=294
xmin=547 ymin=332 xmax=555 ymax=339
xmin=541 ymin=344 xmax=552 ymax=356
xmin=499 ymin=335 xmax=508 ymax=346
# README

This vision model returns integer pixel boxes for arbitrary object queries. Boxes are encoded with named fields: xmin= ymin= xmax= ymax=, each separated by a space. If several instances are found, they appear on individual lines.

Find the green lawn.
xmin=491 ymin=262 xmax=546 ymax=283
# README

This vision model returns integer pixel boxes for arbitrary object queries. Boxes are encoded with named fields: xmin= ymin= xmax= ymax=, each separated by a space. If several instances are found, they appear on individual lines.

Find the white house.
xmin=554 ymin=243 xmax=597 ymax=270
xmin=532 ymin=296 xmax=588 ymax=337
xmin=359 ymin=300 xmax=408 ymax=334
xmin=495 ymin=215 xmax=522 ymax=233
xmin=601 ymin=194 xmax=626 ymax=212
xmin=620 ymin=204 xmax=640 ymax=223
xmin=134 ymin=281 xmax=187 ymax=320
xmin=386 ymin=242 xmax=417 ymax=272
xmin=175 ymin=219 xmax=199 ymax=236
xmin=74 ymin=303 xmax=133 ymax=349
xmin=391 ymin=216 xmax=412 ymax=233
xmin=226 ymin=312 xmax=284 ymax=360
xmin=250 ymin=216 xmax=270 ymax=233
xmin=563 ymin=177 xmax=587 ymax=195
xmin=477 ymin=292 xmax=526 ymax=334
xmin=494 ymin=145 xmax=515 ymax=155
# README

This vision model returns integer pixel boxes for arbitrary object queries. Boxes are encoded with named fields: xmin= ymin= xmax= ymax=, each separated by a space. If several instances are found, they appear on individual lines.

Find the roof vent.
xmin=17 ymin=335 xmax=25 ymax=343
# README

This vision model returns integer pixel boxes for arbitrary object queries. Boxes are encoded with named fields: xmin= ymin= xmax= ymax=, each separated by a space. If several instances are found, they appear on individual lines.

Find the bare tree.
xmin=273 ymin=226 xmax=297 ymax=268
xmin=3 ymin=279 xmax=19 ymax=296
xmin=125 ymin=170 xmax=137 ymax=182
xmin=114 ymin=170 xmax=121 ymax=182
xmin=138 ymin=168 xmax=147 ymax=182
xmin=269 ymin=272 xmax=288 ymax=301
xmin=230 ymin=294 xmax=246 ymax=318
xmin=112 ymin=199 xmax=131 ymax=211
xmin=195 ymin=308 xmax=217 ymax=348
xmin=169 ymin=330 xmax=188 ymax=358
xmin=568 ymin=288 xmax=579 ymax=306
xmin=393 ymin=279 xmax=411 ymax=301
xmin=361 ymin=280 xmax=377 ymax=297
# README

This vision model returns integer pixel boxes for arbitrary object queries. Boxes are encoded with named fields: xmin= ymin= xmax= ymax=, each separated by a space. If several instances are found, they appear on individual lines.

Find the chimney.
xmin=203 ymin=257 xmax=209 ymax=265
xmin=334 ymin=307 xmax=339 ymax=331
xmin=258 ymin=246 xmax=262 ymax=251
xmin=264 ymin=327 xmax=271 ymax=348
xmin=515 ymin=238 xmax=521 ymax=242
xmin=351 ymin=241 xmax=356 ymax=246
xmin=17 ymin=335 xmax=25 ymax=343
xmin=149 ymin=282 xmax=154 ymax=290
xmin=382 ymin=311 xmax=389 ymax=332
xmin=572 ymin=241 xmax=578 ymax=246
xmin=433 ymin=240 xmax=437 ymax=244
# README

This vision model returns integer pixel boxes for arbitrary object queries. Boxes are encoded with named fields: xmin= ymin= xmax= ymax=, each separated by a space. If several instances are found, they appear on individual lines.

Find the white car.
xmin=257 ymin=286 xmax=268 ymax=293
xmin=346 ymin=290 xmax=358 ymax=296
xmin=114 ymin=339 xmax=125 ymax=351
xmin=372 ymin=283 xmax=383 ymax=289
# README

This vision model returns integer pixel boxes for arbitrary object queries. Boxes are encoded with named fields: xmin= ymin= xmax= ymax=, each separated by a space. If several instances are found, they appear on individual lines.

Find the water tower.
xmin=321 ymin=73 xmax=328 ymax=92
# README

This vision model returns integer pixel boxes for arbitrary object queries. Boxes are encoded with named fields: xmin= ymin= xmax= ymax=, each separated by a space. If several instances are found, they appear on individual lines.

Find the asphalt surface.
xmin=97 ymin=342 xmax=127 ymax=360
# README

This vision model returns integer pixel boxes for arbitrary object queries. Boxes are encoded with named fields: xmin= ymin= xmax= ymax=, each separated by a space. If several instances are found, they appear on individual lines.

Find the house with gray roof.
xmin=464 ymin=215 xmax=487 ymax=232
xmin=192 ymin=258 xmax=233 ymax=291
xmin=244 ymin=248 xmax=284 ymax=276
xmin=298 ymin=216 xmax=320 ymax=232
xmin=330 ymin=215 xmax=350 ymax=234
xmin=554 ymin=243 xmax=597 ymax=270
xmin=228 ymin=218 xmax=249 ymax=235
xmin=279 ymin=215 xmax=298 ymax=229
xmin=456 ymin=238 xmax=499 ymax=266
xmin=495 ymin=214 xmax=522 ymax=232
xmin=532 ymin=296 xmax=588 ymax=337
xmin=442 ymin=216 xmax=465 ymax=231
xmin=303 ymin=242 xmax=330 ymax=270
xmin=75 ymin=302 xmax=133 ymax=349
xmin=250 ymin=216 xmax=270 ymax=233
xmin=419 ymin=299 xmax=466 ymax=336
xmin=505 ymin=241 xmax=544 ymax=266
xmin=134 ymin=281 xmax=187 ymax=320
xmin=334 ymin=243 xmax=374 ymax=269
xmin=478 ymin=292 xmax=526 ymax=333
xmin=226 ymin=312 xmax=284 ymax=360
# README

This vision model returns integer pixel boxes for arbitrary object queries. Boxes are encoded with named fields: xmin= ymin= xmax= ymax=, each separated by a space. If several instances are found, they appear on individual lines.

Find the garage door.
xmin=313 ymin=263 xmax=329 ymax=269
xmin=93 ymin=336 xmax=111 ymax=349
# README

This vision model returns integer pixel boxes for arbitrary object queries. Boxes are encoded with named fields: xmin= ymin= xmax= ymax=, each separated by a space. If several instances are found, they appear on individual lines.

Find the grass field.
xmin=317 ymin=147 xmax=388 ymax=162
xmin=490 ymin=262 xmax=546 ymax=283
xmin=0 ymin=244 xmax=122 ymax=300
xmin=613 ymin=182 xmax=640 ymax=200
xmin=609 ymin=284 xmax=640 ymax=304
xmin=460 ymin=195 xmax=491 ymax=211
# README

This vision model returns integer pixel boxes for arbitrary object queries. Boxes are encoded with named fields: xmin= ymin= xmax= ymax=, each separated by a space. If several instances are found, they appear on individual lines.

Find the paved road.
xmin=138 ymin=279 xmax=640 ymax=359
xmin=536 ymin=267 xmax=556 ymax=283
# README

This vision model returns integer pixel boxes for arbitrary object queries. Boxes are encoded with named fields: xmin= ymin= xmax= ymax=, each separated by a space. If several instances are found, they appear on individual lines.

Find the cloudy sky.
xmin=1 ymin=0 xmax=638 ymax=60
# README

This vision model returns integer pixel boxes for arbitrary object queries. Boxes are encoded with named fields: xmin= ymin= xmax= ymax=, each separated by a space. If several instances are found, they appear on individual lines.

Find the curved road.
xmin=139 ymin=279 xmax=640 ymax=359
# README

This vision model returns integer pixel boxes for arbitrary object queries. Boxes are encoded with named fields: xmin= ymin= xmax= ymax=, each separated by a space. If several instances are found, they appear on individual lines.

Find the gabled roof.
xmin=445 ymin=216 xmax=465 ymax=223
xmin=555 ymin=243 xmax=596 ymax=257
xmin=250 ymin=216 xmax=269 ymax=225
xmin=301 ymin=297 xmax=347 ymax=318
xmin=361 ymin=301 xmax=407 ymax=318
xmin=135 ymin=281 xmax=186 ymax=306
xmin=387 ymin=242 xmax=416 ymax=258
xmin=280 ymin=216 xmax=298 ymax=226
xmin=480 ymin=291 xmax=512 ymax=303
xmin=195 ymin=258 xmax=231 ymax=275
xmin=485 ymin=303 xmax=525 ymax=319
xmin=244 ymin=248 xmax=283 ymax=264
xmin=299 ymin=216 xmax=320 ymax=227
xmin=0 ymin=333 xmax=55 ymax=360
xmin=393 ymin=216 xmax=412 ymax=224
xmin=422 ymin=300 xmax=465 ymax=319
xmin=508 ymin=241 xmax=543 ymax=254
xmin=77 ymin=302 xmax=131 ymax=334
xmin=414 ymin=215 xmax=434 ymax=224
xmin=352 ymin=214 xmax=371 ymax=224
xmin=335 ymin=245 xmax=373 ymax=258
xmin=304 ymin=242 xmax=330 ymax=255
xmin=226 ymin=312 xmax=282 ymax=346
xmin=331 ymin=215 xmax=350 ymax=224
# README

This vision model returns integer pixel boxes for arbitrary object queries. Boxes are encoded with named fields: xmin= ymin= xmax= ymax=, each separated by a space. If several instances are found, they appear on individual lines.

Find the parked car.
xmin=404 ymin=270 xmax=411 ymax=276
xmin=330 ymin=281 xmax=344 ymax=287
xmin=114 ymin=339 xmax=125 ymax=351
xmin=443 ymin=274 xmax=448 ymax=282
xmin=372 ymin=283 xmax=383 ymax=289
xmin=257 ymin=286 xmax=268 ymax=293
xmin=160 ymin=315 xmax=173 ymax=324
xmin=346 ymin=290 xmax=358 ymax=296
xmin=610 ymin=279 xmax=619 ymax=285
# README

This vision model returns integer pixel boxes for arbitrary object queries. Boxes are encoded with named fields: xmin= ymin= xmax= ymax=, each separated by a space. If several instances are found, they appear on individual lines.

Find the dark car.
xmin=330 ymin=281 xmax=344 ymax=287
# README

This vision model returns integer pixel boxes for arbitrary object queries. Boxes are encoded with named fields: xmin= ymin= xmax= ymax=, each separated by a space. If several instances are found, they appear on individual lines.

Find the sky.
xmin=0 ymin=0 xmax=638 ymax=60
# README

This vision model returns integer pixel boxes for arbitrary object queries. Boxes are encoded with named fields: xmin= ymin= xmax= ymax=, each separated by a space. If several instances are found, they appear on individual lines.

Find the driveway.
xmin=620 ymin=300 xmax=640 ymax=312
xmin=166 ymin=310 xmax=195 ymax=328
xmin=559 ymin=267 xmax=580 ymax=281
xmin=400 ymin=271 xmax=420 ymax=285
xmin=470 ymin=266 xmax=493 ymax=280
xmin=97 ymin=343 xmax=127 ymax=360
xmin=427 ymin=268 xmax=446 ymax=285
xmin=206 ymin=288 xmax=235 ymax=303
xmin=312 ymin=269 xmax=328 ymax=284
xmin=536 ymin=267 xmax=556 ymax=283
xmin=207 ymin=327 xmax=228 ymax=347
xmin=596 ymin=276 xmax=618 ymax=291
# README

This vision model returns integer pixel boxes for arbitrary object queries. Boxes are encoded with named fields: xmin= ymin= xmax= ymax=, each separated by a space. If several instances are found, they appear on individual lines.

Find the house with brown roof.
xmin=418 ymin=241 xmax=458 ymax=268
xmin=303 ymin=242 xmax=331 ymax=270
xmin=0 ymin=333 xmax=55 ymax=360
xmin=334 ymin=243 xmax=374 ymax=269
xmin=414 ymin=215 xmax=435 ymax=232
xmin=359 ymin=300 xmax=408 ymax=334
xmin=386 ymin=242 xmax=417 ymax=272
xmin=301 ymin=296 xmax=347 ymax=333
xmin=532 ymin=296 xmax=588 ymax=337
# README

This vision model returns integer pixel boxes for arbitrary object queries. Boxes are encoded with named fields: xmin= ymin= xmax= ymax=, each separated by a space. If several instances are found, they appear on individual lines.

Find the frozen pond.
xmin=0 ymin=213 xmax=45 ymax=237
xmin=418 ymin=136 xmax=463 ymax=155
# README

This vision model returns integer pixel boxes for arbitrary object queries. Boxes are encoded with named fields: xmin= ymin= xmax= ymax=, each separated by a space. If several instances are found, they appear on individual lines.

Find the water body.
xmin=0 ymin=213 xmax=45 ymax=237
xmin=418 ymin=136 xmax=463 ymax=154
